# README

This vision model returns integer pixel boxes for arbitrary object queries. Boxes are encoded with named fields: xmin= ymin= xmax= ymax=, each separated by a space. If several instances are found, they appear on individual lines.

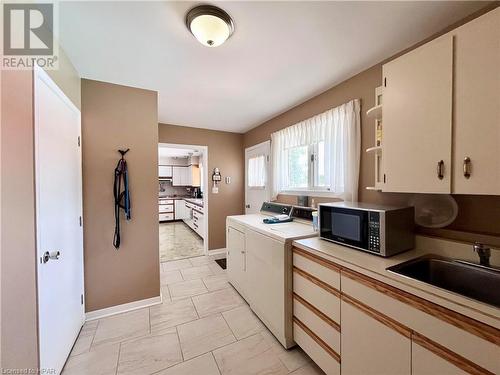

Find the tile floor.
xmin=63 ymin=255 xmax=324 ymax=375
xmin=159 ymin=222 xmax=204 ymax=262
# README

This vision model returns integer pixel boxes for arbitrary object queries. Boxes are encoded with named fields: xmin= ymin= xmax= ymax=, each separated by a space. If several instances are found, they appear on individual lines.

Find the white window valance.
xmin=271 ymin=99 xmax=361 ymax=201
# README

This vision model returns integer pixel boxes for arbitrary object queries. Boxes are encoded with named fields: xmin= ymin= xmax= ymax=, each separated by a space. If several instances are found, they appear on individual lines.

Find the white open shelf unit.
xmin=366 ymin=86 xmax=384 ymax=192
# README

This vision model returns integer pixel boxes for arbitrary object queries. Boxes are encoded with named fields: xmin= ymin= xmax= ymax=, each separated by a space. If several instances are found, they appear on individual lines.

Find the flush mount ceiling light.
xmin=186 ymin=5 xmax=234 ymax=47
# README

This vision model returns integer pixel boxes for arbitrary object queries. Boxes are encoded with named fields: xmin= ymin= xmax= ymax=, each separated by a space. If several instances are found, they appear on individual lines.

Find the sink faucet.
xmin=473 ymin=242 xmax=491 ymax=267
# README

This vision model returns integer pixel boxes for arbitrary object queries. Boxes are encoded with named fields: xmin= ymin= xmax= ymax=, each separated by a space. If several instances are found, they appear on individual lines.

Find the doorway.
xmin=157 ymin=143 xmax=209 ymax=262
xmin=245 ymin=140 xmax=271 ymax=214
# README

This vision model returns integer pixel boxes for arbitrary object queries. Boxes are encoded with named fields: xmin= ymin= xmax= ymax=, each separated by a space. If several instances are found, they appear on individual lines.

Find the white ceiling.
xmin=158 ymin=146 xmax=200 ymax=158
xmin=59 ymin=1 xmax=485 ymax=133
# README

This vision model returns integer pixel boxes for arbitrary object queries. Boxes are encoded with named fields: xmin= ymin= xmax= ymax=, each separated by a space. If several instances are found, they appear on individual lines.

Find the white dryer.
xmin=226 ymin=202 xmax=318 ymax=348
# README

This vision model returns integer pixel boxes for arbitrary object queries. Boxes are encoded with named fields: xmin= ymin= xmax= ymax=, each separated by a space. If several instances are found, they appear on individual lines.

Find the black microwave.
xmin=319 ymin=202 xmax=414 ymax=257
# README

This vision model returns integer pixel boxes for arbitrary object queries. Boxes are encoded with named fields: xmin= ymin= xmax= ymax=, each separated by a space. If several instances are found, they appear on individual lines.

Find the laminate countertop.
xmin=293 ymin=235 xmax=500 ymax=329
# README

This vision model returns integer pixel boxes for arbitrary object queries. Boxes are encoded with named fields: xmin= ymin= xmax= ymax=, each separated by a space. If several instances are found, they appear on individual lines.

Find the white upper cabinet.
xmin=382 ymin=9 xmax=500 ymax=195
xmin=382 ymin=34 xmax=453 ymax=193
xmin=158 ymin=165 xmax=172 ymax=178
xmin=453 ymin=8 xmax=500 ymax=195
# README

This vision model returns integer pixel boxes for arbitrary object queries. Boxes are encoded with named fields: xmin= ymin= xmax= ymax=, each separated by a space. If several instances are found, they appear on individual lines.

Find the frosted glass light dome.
xmin=186 ymin=5 xmax=234 ymax=48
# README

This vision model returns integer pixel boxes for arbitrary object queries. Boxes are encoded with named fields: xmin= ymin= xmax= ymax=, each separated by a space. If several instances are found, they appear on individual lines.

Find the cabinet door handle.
xmin=437 ymin=160 xmax=444 ymax=180
xmin=463 ymin=157 xmax=471 ymax=179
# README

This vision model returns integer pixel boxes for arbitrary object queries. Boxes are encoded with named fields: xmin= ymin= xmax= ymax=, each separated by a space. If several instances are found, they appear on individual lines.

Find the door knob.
xmin=245 ymin=204 xmax=250 ymax=208
xmin=42 ymin=251 xmax=61 ymax=264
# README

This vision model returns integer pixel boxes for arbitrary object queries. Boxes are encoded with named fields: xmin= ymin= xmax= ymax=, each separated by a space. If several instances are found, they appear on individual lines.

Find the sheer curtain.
xmin=271 ymin=99 xmax=361 ymax=201
xmin=248 ymin=154 xmax=266 ymax=188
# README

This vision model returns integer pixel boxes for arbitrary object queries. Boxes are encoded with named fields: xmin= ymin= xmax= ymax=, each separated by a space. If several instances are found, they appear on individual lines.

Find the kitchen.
xmin=158 ymin=144 xmax=207 ymax=262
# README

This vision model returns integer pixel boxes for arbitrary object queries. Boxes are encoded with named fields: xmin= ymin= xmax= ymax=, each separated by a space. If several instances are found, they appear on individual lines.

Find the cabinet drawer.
xmin=159 ymin=213 xmax=174 ymax=221
xmin=293 ymin=321 xmax=340 ymax=375
xmin=293 ymin=294 xmax=340 ymax=353
xmin=293 ymin=247 xmax=340 ymax=290
xmin=159 ymin=199 xmax=174 ymax=204
xmin=159 ymin=204 xmax=173 ymax=213
xmin=293 ymin=268 xmax=340 ymax=324
xmin=341 ymin=270 xmax=500 ymax=374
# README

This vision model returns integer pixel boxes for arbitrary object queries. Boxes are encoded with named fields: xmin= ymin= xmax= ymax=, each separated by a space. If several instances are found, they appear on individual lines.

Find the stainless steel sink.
xmin=387 ymin=255 xmax=500 ymax=307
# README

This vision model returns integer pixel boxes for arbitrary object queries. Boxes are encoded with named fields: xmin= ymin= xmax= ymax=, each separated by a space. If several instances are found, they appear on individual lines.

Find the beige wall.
xmin=243 ymin=6 xmax=500 ymax=246
xmin=45 ymin=47 xmax=81 ymax=110
xmin=82 ymin=79 xmax=160 ymax=312
xmin=0 ymin=44 xmax=81 ymax=369
xmin=1 ymin=70 xmax=39 ymax=370
xmin=158 ymin=124 xmax=245 ymax=250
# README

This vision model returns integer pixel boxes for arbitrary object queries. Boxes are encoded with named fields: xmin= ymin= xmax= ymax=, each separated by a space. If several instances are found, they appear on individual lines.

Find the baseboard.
xmin=85 ymin=295 xmax=162 ymax=321
xmin=209 ymin=248 xmax=227 ymax=258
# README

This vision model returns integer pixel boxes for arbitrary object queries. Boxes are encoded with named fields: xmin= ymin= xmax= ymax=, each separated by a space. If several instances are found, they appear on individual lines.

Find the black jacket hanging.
xmin=113 ymin=149 xmax=131 ymax=249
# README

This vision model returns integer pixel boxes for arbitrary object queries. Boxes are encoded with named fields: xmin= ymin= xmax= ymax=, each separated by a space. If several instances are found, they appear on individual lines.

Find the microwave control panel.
xmin=368 ymin=211 xmax=380 ymax=253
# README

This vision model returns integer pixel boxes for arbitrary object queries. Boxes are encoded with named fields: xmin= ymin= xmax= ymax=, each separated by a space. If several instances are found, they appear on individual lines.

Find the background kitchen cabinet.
xmin=453 ymin=8 xmax=500 ymax=195
xmin=174 ymin=199 xmax=188 ymax=220
xmin=172 ymin=166 xmax=188 ymax=186
xmin=189 ymin=165 xmax=201 ymax=187
xmin=226 ymin=225 xmax=247 ymax=299
xmin=341 ymin=299 xmax=411 ymax=375
xmin=158 ymin=165 xmax=172 ymax=178
xmin=382 ymin=34 xmax=453 ymax=193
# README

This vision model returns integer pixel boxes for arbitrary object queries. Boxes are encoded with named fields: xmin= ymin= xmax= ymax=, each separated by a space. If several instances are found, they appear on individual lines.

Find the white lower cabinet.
xmin=293 ymin=321 xmax=340 ymax=375
xmin=412 ymin=341 xmax=468 ymax=375
xmin=292 ymin=246 xmax=500 ymax=375
xmin=341 ymin=298 xmax=411 ymax=375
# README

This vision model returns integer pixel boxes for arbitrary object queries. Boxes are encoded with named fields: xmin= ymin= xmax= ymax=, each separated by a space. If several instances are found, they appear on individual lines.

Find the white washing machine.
xmin=226 ymin=202 xmax=318 ymax=348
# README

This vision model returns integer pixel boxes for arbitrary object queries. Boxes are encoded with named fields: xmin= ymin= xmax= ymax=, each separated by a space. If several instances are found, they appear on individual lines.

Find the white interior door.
xmin=245 ymin=141 xmax=270 ymax=214
xmin=34 ymin=66 xmax=84 ymax=374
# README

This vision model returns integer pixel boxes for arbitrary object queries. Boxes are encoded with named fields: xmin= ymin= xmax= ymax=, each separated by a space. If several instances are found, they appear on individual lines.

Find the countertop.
xmin=293 ymin=235 xmax=500 ymax=329
xmin=227 ymin=214 xmax=317 ymax=242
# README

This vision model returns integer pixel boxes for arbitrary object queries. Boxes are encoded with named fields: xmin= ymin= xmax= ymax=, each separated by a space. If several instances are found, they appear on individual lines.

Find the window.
xmin=247 ymin=154 xmax=266 ymax=188
xmin=284 ymin=142 xmax=326 ymax=190
xmin=271 ymin=99 xmax=361 ymax=201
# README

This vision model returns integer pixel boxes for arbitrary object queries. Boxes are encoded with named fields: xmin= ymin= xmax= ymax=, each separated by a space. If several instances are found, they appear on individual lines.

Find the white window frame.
xmin=281 ymin=141 xmax=331 ymax=195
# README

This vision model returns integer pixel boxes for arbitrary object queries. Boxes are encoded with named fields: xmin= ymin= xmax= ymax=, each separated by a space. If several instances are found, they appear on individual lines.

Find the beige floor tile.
xmin=168 ymin=279 xmax=208 ymax=300
xmin=155 ymin=352 xmax=220 ymax=375
xmin=192 ymin=288 xmax=245 ymax=317
xmin=162 ymin=258 xmax=192 ymax=272
xmin=70 ymin=320 xmax=98 ymax=356
xmin=116 ymin=328 xmax=182 ymax=375
xmin=260 ymin=330 xmax=311 ymax=372
xmin=213 ymin=333 xmax=288 ymax=375
xmin=208 ymin=262 xmax=227 ymax=275
xmin=290 ymin=362 xmax=325 ymax=375
xmin=161 ymin=269 xmax=184 ymax=285
xmin=92 ymin=309 xmax=149 ymax=347
xmin=150 ymin=298 xmax=199 ymax=333
xmin=222 ymin=305 xmax=265 ymax=339
xmin=189 ymin=255 xmax=212 ymax=266
xmin=180 ymin=265 xmax=214 ymax=280
xmin=203 ymin=273 xmax=230 ymax=292
xmin=62 ymin=343 xmax=119 ymax=375
xmin=177 ymin=314 xmax=236 ymax=360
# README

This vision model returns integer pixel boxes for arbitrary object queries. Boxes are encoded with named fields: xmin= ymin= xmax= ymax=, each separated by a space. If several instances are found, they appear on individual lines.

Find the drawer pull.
xmin=463 ymin=157 xmax=471 ymax=179
xmin=437 ymin=160 xmax=444 ymax=180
